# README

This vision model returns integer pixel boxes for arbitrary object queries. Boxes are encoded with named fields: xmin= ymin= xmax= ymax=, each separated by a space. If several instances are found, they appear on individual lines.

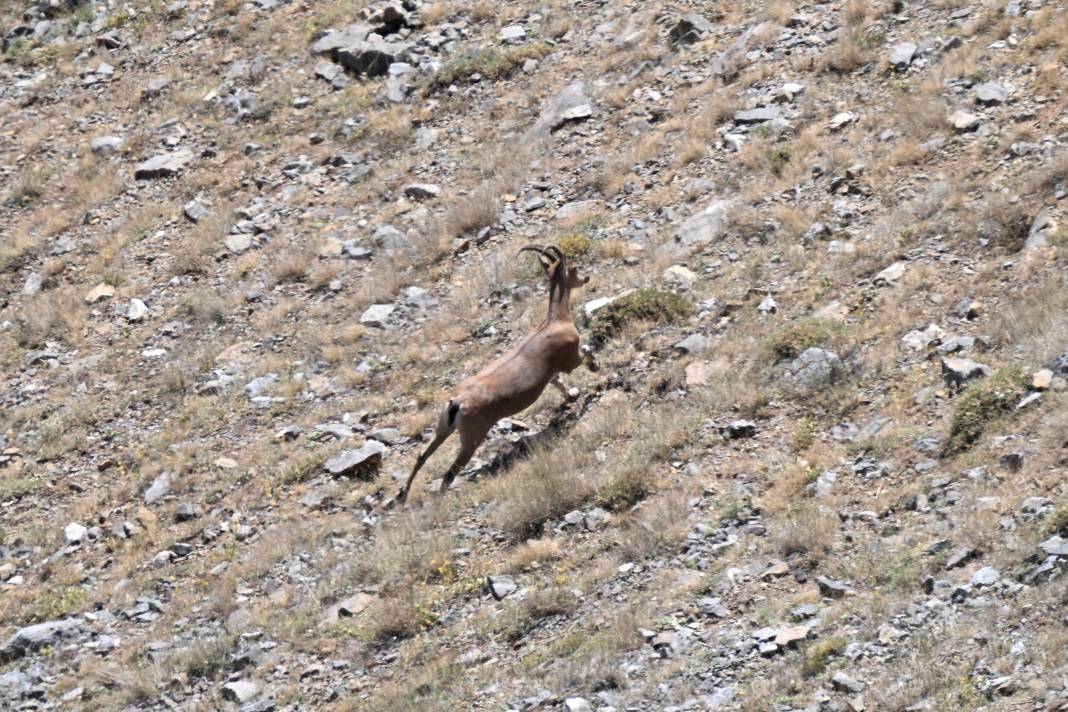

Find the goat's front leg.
xmin=550 ymin=375 xmax=579 ymax=402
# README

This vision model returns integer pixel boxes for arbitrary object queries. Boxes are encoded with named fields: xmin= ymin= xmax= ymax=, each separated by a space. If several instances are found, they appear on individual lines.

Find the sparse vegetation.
xmin=946 ymin=365 xmax=1028 ymax=452
xmin=418 ymin=42 xmax=552 ymax=94
xmin=586 ymin=288 xmax=691 ymax=348
xmin=801 ymin=636 xmax=847 ymax=677
xmin=762 ymin=318 xmax=845 ymax=363
xmin=2 ymin=0 xmax=1068 ymax=708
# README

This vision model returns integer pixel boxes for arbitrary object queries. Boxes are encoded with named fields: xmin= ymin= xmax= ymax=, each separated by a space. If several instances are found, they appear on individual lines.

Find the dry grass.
xmin=822 ymin=0 xmax=877 ymax=73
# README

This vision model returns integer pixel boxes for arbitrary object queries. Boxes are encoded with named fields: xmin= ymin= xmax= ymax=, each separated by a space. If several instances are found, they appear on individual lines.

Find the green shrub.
xmin=556 ymin=231 xmax=593 ymax=256
xmin=587 ymin=288 xmax=690 ymax=348
xmin=946 ymin=365 xmax=1027 ymax=452
xmin=0 ymin=476 xmax=39 ymax=502
xmin=762 ymin=318 xmax=844 ymax=364
xmin=801 ymin=636 xmax=846 ymax=678
xmin=1044 ymin=501 xmax=1068 ymax=538
xmin=418 ymin=42 xmax=551 ymax=93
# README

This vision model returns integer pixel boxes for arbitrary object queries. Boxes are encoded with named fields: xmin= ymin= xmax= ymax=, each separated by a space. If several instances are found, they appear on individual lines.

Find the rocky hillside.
xmin=2 ymin=0 xmax=1068 ymax=709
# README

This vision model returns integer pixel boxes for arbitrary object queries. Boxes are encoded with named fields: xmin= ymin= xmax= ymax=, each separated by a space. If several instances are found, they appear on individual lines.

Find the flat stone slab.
xmin=134 ymin=149 xmax=193 ymax=180
xmin=323 ymin=441 xmax=387 ymax=479
xmin=0 ymin=618 xmax=85 ymax=662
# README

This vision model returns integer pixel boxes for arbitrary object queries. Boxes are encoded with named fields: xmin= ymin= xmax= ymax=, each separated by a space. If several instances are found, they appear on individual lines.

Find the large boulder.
xmin=312 ymin=23 xmax=413 ymax=77
xmin=676 ymin=200 xmax=733 ymax=247
xmin=134 ymin=149 xmax=193 ymax=180
xmin=0 ymin=618 xmax=85 ymax=662
xmin=531 ymin=81 xmax=594 ymax=135
xmin=786 ymin=348 xmax=842 ymax=389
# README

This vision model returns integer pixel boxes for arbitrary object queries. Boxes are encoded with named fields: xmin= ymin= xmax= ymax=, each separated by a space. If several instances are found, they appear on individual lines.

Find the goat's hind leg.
xmin=438 ymin=423 xmax=489 ymax=496
xmin=394 ymin=401 xmax=458 ymax=504
xmin=581 ymin=344 xmax=599 ymax=372
xmin=550 ymin=375 xmax=578 ymax=402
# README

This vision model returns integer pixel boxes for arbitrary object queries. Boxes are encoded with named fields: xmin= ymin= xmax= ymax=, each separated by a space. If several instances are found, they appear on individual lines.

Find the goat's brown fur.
xmin=393 ymin=245 xmax=597 ymax=504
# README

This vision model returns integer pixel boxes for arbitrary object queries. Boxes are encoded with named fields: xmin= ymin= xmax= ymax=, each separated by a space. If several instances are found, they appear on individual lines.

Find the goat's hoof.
xmin=385 ymin=490 xmax=407 ymax=510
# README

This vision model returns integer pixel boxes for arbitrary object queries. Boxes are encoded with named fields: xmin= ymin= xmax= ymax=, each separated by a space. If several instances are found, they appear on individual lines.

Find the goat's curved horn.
xmin=543 ymin=245 xmax=565 ymax=263
xmin=517 ymin=245 xmax=553 ymax=271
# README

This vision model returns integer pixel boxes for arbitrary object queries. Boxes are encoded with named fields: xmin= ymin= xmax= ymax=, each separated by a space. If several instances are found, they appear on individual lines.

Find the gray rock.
xmin=126 ymin=298 xmax=149 ymax=322
xmin=722 ymin=420 xmax=757 ymax=439
xmin=403 ymin=183 xmax=441 ymax=200
xmin=312 ymin=23 xmax=413 ymax=77
xmin=1039 ymin=536 xmax=1068 ymax=558
xmin=1047 ymin=348 xmax=1068 ymax=375
xmin=359 ymin=303 xmax=395 ymax=328
xmin=64 ymin=522 xmax=87 ymax=545
xmin=372 ymin=224 xmax=407 ymax=252
xmin=554 ymin=200 xmax=601 ymax=221
xmin=970 ymin=566 xmax=999 ymax=586
xmin=175 ymin=503 xmax=202 ymax=522
xmin=323 ymin=441 xmax=387 ymax=479
xmin=225 ymin=234 xmax=253 ymax=254
xmin=1025 ymin=207 xmax=1055 ymax=250
xmin=143 ymin=472 xmax=171 ymax=504
xmin=183 ymin=200 xmax=208 ymax=223
xmin=21 ymin=272 xmax=41 ymax=296
xmin=889 ymin=42 xmax=917 ymax=70
xmin=786 ymin=348 xmax=842 ymax=389
xmin=758 ymin=294 xmax=777 ymax=314
xmin=221 ymin=680 xmax=262 ymax=704
xmin=498 ymin=25 xmax=526 ymax=43
xmin=901 ymin=323 xmax=944 ymax=351
xmin=948 ymin=110 xmax=981 ymax=132
xmin=816 ymin=576 xmax=850 ymax=599
xmin=674 ymin=334 xmax=709 ymax=354
xmin=90 ymin=135 xmax=123 ymax=155
xmin=487 ymin=575 xmax=517 ymax=600
xmin=974 ymin=82 xmax=1007 ymax=105
xmin=532 ymin=81 xmax=593 ymax=134
xmin=143 ymin=76 xmax=171 ymax=99
xmin=670 ymin=13 xmax=713 ymax=45
xmin=875 ymin=261 xmax=907 ymax=284
xmin=791 ymin=603 xmax=820 ymax=620
xmin=676 ymin=200 xmax=733 ymax=247
xmin=831 ymin=671 xmax=866 ymax=693
xmin=802 ymin=222 xmax=832 ymax=244
xmin=226 ymin=607 xmax=253 ymax=633
xmin=0 ymin=618 xmax=84 ymax=662
xmin=733 ymin=106 xmax=780 ymax=124
xmin=941 ymin=356 xmax=991 ymax=390
xmin=946 ymin=546 xmax=977 ymax=569
xmin=564 ymin=698 xmax=592 ymax=712
xmin=134 ymin=149 xmax=193 ymax=180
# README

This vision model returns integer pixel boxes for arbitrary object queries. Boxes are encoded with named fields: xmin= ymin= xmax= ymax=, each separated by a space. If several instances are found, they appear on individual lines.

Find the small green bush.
xmin=556 ymin=231 xmax=593 ymax=256
xmin=418 ymin=42 xmax=551 ymax=94
xmin=0 ymin=477 xmax=39 ymax=502
xmin=946 ymin=365 xmax=1027 ymax=452
xmin=801 ymin=636 xmax=846 ymax=678
xmin=587 ymin=288 xmax=690 ymax=348
xmin=762 ymin=318 xmax=845 ymax=364
xmin=1044 ymin=501 xmax=1068 ymax=538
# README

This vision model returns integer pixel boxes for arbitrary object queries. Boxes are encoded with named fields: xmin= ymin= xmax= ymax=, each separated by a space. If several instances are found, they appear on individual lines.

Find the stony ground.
xmin=2 ymin=0 xmax=1068 ymax=710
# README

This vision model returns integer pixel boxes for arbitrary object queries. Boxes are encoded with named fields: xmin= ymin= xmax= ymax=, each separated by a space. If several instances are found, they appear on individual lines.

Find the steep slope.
xmin=2 ymin=0 xmax=1068 ymax=710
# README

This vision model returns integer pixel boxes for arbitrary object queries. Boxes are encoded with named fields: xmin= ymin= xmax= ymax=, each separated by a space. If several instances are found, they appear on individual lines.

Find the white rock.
xmin=64 ymin=522 xmax=88 ymax=545
xmin=126 ymin=299 xmax=149 ymax=322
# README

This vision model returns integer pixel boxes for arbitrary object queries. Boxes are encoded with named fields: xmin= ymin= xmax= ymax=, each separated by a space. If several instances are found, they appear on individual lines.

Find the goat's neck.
xmin=546 ymin=274 xmax=572 ymax=323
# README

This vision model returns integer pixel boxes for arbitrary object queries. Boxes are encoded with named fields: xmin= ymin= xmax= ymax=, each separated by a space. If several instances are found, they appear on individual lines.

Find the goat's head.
xmin=518 ymin=244 xmax=589 ymax=290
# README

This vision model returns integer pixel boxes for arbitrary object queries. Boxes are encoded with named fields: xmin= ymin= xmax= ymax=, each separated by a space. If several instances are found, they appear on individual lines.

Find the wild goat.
xmin=392 ymin=245 xmax=598 ymax=504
